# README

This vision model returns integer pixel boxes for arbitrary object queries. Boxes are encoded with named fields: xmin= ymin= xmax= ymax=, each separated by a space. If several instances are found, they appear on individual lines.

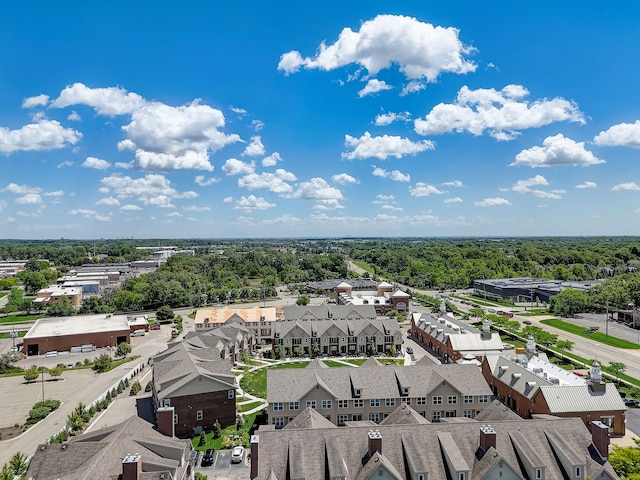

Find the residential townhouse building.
xmin=266 ymin=359 xmax=493 ymax=427
xmin=482 ymin=347 xmax=626 ymax=435
xmin=26 ymin=410 xmax=195 ymax=480
xmin=194 ymin=306 xmax=277 ymax=344
xmin=412 ymin=314 xmax=504 ymax=362
xmin=152 ymin=325 xmax=252 ymax=437
xmin=272 ymin=317 xmax=402 ymax=357
xmin=251 ymin=403 xmax=619 ymax=480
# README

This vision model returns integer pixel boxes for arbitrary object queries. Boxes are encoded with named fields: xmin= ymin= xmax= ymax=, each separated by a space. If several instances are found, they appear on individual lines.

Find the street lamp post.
xmin=41 ymin=369 xmax=45 ymax=402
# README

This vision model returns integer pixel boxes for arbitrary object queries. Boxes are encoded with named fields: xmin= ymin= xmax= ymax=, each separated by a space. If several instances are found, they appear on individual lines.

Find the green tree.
xmin=24 ymin=365 xmax=39 ymax=382
xmin=0 ymin=463 xmax=13 ymax=480
xmin=48 ymin=366 xmax=64 ymax=380
xmin=156 ymin=305 xmax=175 ymax=321
xmin=116 ymin=342 xmax=132 ymax=358
xmin=555 ymin=339 xmax=574 ymax=361
xmin=213 ymin=420 xmax=222 ymax=439
xmin=47 ymin=296 xmax=77 ymax=317
xmin=198 ymin=431 xmax=207 ymax=447
xmin=194 ymin=473 xmax=209 ymax=480
xmin=92 ymin=354 xmax=113 ymax=373
xmin=609 ymin=445 xmax=640 ymax=479
xmin=549 ymin=288 xmax=588 ymax=317
xmin=469 ymin=307 xmax=485 ymax=320
xmin=9 ymin=452 xmax=28 ymax=476
xmin=609 ymin=361 xmax=626 ymax=385
xmin=296 ymin=295 xmax=310 ymax=306
xmin=79 ymin=296 xmax=112 ymax=314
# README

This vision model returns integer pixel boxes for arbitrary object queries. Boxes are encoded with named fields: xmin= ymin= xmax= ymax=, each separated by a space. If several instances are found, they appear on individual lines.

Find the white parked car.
xmin=231 ymin=446 xmax=244 ymax=464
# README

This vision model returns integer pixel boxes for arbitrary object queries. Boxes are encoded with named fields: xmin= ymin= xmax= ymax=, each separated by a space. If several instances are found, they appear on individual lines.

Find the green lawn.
xmin=191 ymin=412 xmax=257 ymax=451
xmin=237 ymin=400 xmax=263 ymax=413
xmin=540 ymin=318 xmax=640 ymax=349
xmin=352 ymin=261 xmax=375 ymax=273
xmin=0 ymin=331 xmax=27 ymax=339
xmin=0 ymin=313 xmax=41 ymax=325
xmin=240 ymin=361 xmax=308 ymax=398
xmin=323 ymin=360 xmax=357 ymax=368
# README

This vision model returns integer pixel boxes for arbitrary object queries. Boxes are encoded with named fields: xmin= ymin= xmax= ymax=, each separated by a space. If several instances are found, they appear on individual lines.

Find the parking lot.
xmin=196 ymin=448 xmax=249 ymax=480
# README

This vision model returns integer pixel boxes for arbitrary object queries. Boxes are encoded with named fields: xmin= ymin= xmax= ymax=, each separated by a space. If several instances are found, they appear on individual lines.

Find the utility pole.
xmin=41 ymin=369 xmax=45 ymax=402
xmin=605 ymin=301 xmax=609 ymax=339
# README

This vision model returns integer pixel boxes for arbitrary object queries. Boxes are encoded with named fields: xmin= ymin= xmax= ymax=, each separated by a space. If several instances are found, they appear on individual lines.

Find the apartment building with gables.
xmin=272 ymin=317 xmax=402 ymax=357
xmin=151 ymin=326 xmax=251 ymax=437
xmin=194 ymin=305 xmax=276 ymax=344
xmin=250 ymin=403 xmax=619 ymax=480
xmin=482 ymin=348 xmax=627 ymax=435
xmin=412 ymin=314 xmax=504 ymax=362
xmin=266 ymin=360 xmax=493 ymax=427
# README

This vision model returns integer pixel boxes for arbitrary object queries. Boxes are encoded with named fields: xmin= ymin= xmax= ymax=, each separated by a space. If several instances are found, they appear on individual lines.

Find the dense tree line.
xmin=342 ymin=237 xmax=640 ymax=289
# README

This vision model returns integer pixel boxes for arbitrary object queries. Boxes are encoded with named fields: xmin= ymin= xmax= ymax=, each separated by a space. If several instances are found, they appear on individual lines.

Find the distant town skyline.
xmin=1 ymin=1 xmax=640 ymax=239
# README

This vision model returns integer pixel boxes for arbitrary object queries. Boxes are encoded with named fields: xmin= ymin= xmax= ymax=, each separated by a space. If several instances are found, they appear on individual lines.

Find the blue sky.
xmin=1 ymin=1 xmax=640 ymax=239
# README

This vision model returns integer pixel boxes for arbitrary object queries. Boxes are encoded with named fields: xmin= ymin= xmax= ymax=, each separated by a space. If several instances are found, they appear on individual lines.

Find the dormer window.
xmin=354 ymin=388 xmax=361 ymax=397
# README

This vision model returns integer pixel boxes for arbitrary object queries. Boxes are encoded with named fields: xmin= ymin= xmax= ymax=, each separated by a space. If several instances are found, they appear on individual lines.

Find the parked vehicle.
xmin=624 ymin=398 xmax=639 ymax=408
xmin=231 ymin=446 xmax=245 ymax=464
xmin=523 ymin=320 xmax=532 ymax=325
xmin=150 ymin=324 xmax=161 ymax=330
xmin=201 ymin=449 xmax=215 ymax=466
xmin=406 ymin=346 xmax=413 ymax=354
xmin=131 ymin=330 xmax=146 ymax=337
xmin=502 ymin=343 xmax=515 ymax=350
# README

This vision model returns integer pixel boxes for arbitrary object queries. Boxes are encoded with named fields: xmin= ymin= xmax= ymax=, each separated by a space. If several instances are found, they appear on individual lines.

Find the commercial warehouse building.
xmin=21 ymin=313 xmax=132 ymax=356
xmin=473 ymin=277 xmax=599 ymax=303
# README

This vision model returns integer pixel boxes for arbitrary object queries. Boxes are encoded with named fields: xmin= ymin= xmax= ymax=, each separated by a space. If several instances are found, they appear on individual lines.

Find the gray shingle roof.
xmin=252 ymin=411 xmax=620 ymax=480
xmin=267 ymin=363 xmax=492 ymax=403
xmin=25 ymin=415 xmax=191 ymax=480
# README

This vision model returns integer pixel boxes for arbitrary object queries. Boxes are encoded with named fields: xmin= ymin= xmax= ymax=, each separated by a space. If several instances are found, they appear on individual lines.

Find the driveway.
xmin=197 ymin=448 xmax=249 ymax=480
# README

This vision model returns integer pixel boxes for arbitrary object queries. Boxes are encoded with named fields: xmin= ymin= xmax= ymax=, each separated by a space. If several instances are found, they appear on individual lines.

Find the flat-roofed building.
xmin=21 ymin=313 xmax=131 ymax=356
xmin=473 ymin=277 xmax=600 ymax=303
xmin=34 ymin=285 xmax=83 ymax=307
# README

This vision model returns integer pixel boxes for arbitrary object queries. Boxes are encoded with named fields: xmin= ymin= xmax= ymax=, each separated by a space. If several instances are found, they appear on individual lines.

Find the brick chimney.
xmin=250 ymin=434 xmax=259 ymax=479
xmin=590 ymin=421 xmax=610 ymax=459
xmin=156 ymin=406 xmax=175 ymax=437
xmin=122 ymin=454 xmax=142 ymax=480
xmin=368 ymin=430 xmax=382 ymax=456
xmin=479 ymin=425 xmax=496 ymax=452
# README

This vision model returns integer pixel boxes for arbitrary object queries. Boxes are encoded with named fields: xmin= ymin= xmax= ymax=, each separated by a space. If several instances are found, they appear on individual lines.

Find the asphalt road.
xmin=0 ymin=324 xmax=173 ymax=466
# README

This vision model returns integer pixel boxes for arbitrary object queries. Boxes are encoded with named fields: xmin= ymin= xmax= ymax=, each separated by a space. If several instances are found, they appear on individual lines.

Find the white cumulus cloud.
xmin=278 ymin=14 xmax=476 ymax=82
xmin=242 ymin=136 xmax=265 ymax=157
xmin=474 ymin=197 xmax=511 ymax=207
xmin=96 ymin=197 xmax=120 ymax=206
xmin=262 ymin=152 xmax=281 ymax=167
xmin=444 ymin=197 xmax=463 ymax=204
xmin=0 ymin=119 xmax=81 ymax=154
xmin=222 ymin=158 xmax=255 ymax=176
xmin=594 ymin=120 xmax=640 ymax=148
xmin=51 ymin=83 xmax=145 ymax=115
xmin=82 ymin=156 xmax=111 ymax=170
xmin=332 ymin=173 xmax=359 ymax=185
xmin=16 ymin=193 xmax=42 ymax=204
xmin=612 ymin=182 xmax=640 ymax=191
xmin=238 ymin=170 xmax=297 ymax=194
xmin=576 ymin=181 xmax=597 ymax=189
xmin=292 ymin=177 xmax=344 ymax=204
xmin=414 ymin=85 xmax=585 ymax=140
xmin=442 ymin=180 xmax=463 ymax=187
xmin=100 ymin=173 xmax=191 ymax=207
xmin=194 ymin=175 xmax=219 ymax=186
xmin=234 ymin=195 xmax=276 ymax=211
xmin=374 ymin=111 xmax=411 ymax=126
xmin=343 ymin=131 xmax=434 ymax=160
xmin=509 ymin=175 xmax=562 ymax=199
xmin=409 ymin=183 xmax=445 ymax=196
xmin=371 ymin=165 xmax=410 ymax=182
xmin=358 ymin=79 xmax=393 ymax=98
xmin=511 ymin=134 xmax=604 ymax=167
xmin=22 ymin=94 xmax=50 ymax=108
